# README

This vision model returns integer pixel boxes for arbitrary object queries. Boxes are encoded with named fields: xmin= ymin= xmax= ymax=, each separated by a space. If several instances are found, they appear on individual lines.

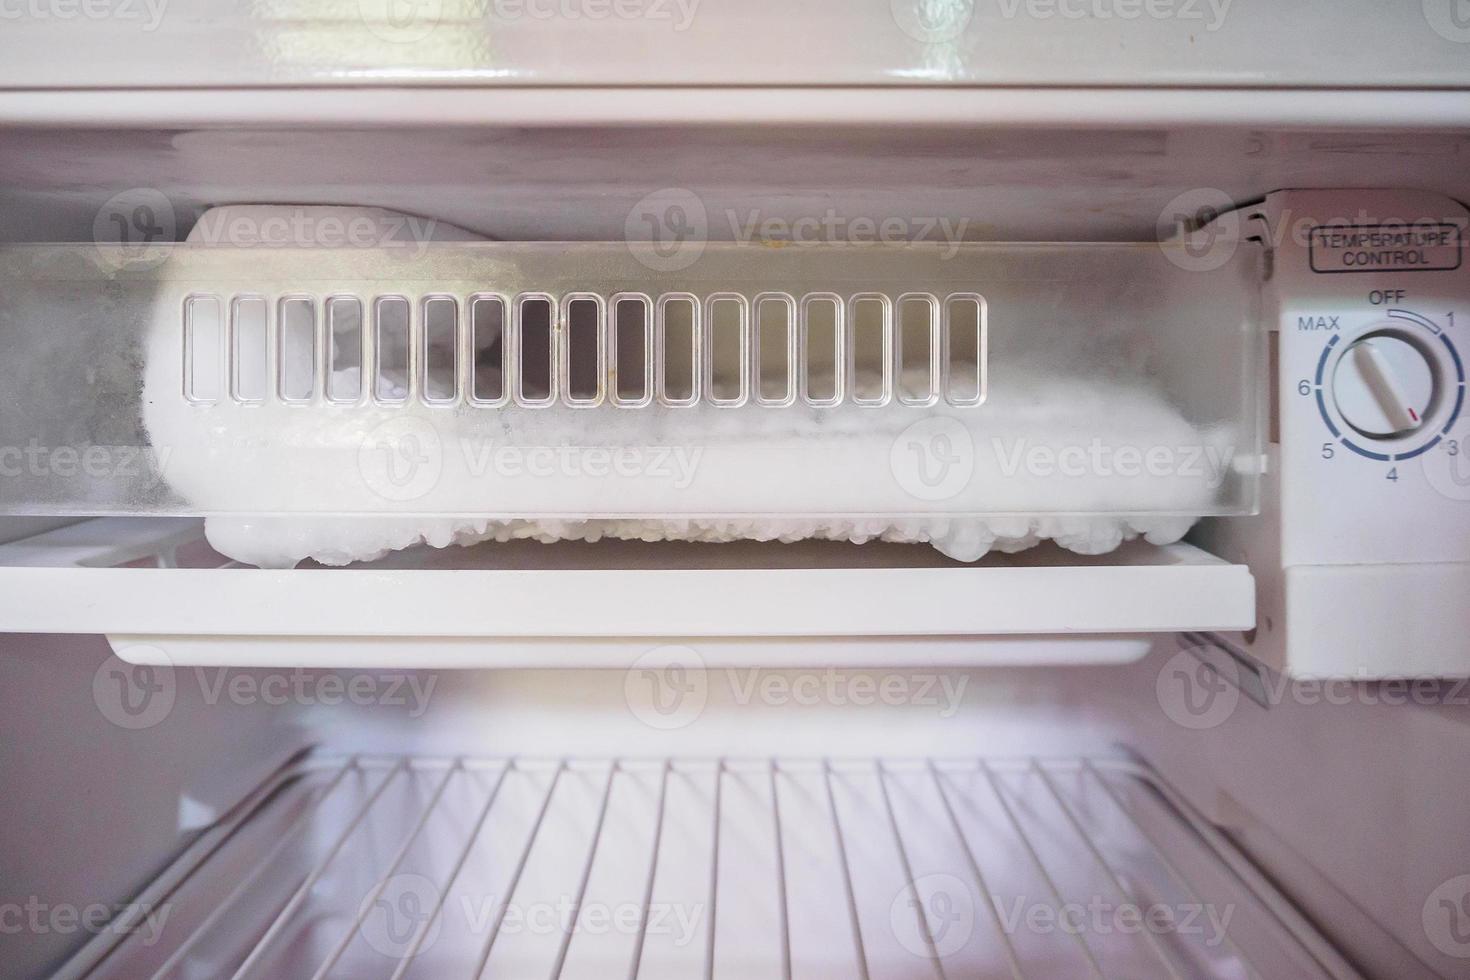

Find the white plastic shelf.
xmin=57 ymin=754 xmax=1357 ymax=980
xmin=0 ymin=519 xmax=1253 ymax=667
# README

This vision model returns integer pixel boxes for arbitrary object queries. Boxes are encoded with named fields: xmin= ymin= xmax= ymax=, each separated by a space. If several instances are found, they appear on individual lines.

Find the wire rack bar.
xmin=626 ymin=760 xmax=672 ymax=980
xmin=310 ymin=762 xmax=460 ymax=980
xmin=1031 ymin=760 xmax=1188 ymax=980
xmin=548 ymin=760 xmax=620 ymax=980
xmin=230 ymin=758 xmax=408 ymax=980
xmin=927 ymin=761 xmax=1026 ymax=980
xmin=978 ymin=760 xmax=1107 ymax=979
xmin=388 ymin=759 xmax=514 ymax=980
xmin=704 ymin=758 xmax=725 ymax=980
xmin=875 ymin=760 xmax=947 ymax=980
xmin=822 ymin=758 xmax=872 ymax=980
xmin=470 ymin=759 xmax=568 ymax=978
xmin=768 ymin=760 xmax=793 ymax=980
xmin=151 ymin=756 xmax=361 ymax=980
xmin=1081 ymin=760 xmax=1264 ymax=980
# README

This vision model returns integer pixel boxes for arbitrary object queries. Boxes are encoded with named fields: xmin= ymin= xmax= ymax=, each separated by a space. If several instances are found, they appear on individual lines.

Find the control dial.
xmin=1330 ymin=332 xmax=1436 ymax=439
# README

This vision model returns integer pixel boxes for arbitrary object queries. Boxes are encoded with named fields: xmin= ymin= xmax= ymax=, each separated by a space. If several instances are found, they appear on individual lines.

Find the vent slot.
xmin=373 ymin=296 xmax=410 ymax=404
xmin=230 ymin=296 xmax=267 ymax=405
xmin=326 ymin=296 xmax=363 ymax=404
xmin=897 ymin=293 xmax=939 ymax=406
xmin=945 ymin=293 xmax=986 ymax=406
xmin=849 ymin=293 xmax=891 ymax=406
xmin=755 ymin=293 xmax=795 ymax=406
xmin=612 ymin=293 xmax=652 ymax=407
xmin=278 ymin=296 xmax=316 ymax=403
xmin=562 ymin=294 xmax=604 ymax=407
xmin=183 ymin=295 xmax=222 ymax=404
xmin=516 ymin=295 xmax=555 ymax=406
xmin=469 ymin=294 xmax=507 ymax=406
xmin=658 ymin=293 xmax=699 ymax=406
xmin=421 ymin=296 xmax=458 ymax=405
xmin=706 ymin=293 xmax=748 ymax=406
xmin=800 ymin=293 xmax=842 ymax=406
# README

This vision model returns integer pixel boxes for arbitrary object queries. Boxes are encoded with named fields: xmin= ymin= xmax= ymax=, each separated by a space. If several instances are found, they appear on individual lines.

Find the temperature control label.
xmin=1309 ymin=224 xmax=1462 ymax=274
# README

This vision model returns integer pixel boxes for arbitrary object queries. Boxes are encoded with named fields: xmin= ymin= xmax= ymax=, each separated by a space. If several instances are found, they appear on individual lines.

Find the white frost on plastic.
xmin=144 ymin=207 xmax=1230 ymax=569
xmin=204 ymin=512 xmax=1201 ymax=569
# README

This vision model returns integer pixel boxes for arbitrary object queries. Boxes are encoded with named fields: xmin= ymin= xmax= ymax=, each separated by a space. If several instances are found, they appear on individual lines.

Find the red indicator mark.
xmin=1409 ymin=407 xmax=1420 ymax=422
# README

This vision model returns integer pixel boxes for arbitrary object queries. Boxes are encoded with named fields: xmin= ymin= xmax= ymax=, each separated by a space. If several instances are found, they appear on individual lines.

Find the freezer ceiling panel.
xmin=0 ymin=0 xmax=1467 ymax=89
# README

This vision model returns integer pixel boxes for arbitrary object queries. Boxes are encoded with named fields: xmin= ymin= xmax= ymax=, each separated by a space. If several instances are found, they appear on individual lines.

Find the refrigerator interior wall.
xmin=4 ymin=125 xmax=1470 ymax=248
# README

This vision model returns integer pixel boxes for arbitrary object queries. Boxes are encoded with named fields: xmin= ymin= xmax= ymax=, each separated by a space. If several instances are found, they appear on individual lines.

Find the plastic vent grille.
xmin=181 ymin=291 xmax=988 ymax=410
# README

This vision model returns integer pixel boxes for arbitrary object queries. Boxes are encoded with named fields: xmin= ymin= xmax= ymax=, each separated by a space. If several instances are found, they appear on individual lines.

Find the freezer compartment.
xmin=58 ymin=753 xmax=1356 ymax=980
xmin=0 ymin=240 xmax=1261 ymax=528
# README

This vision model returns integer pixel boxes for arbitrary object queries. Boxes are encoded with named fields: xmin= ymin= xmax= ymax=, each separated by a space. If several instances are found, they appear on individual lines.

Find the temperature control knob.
xmin=1331 ymin=333 xmax=1436 ymax=439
